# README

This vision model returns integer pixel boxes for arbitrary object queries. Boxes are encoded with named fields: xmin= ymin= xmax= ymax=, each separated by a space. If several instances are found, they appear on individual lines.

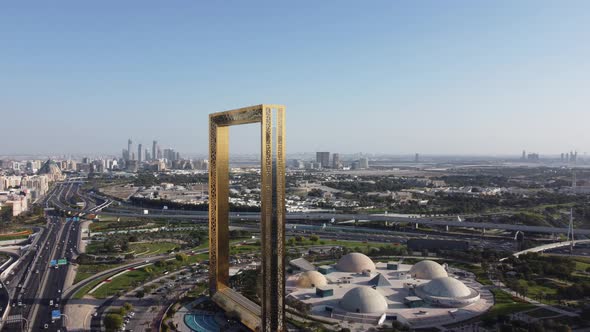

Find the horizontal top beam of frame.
xmin=210 ymin=104 xmax=285 ymax=127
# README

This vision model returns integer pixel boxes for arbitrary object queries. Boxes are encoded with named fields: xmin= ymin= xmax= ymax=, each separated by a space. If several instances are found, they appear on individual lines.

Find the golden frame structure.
xmin=209 ymin=104 xmax=286 ymax=332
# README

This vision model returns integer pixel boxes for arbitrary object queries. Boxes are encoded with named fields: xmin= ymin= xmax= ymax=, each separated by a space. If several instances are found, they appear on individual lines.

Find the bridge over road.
xmin=500 ymin=239 xmax=590 ymax=261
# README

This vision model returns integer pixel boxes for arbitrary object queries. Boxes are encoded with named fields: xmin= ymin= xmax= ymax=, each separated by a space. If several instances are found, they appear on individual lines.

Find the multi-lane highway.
xmin=44 ymin=180 xmax=590 ymax=236
xmin=1 ymin=180 xmax=83 ymax=331
xmin=29 ymin=216 xmax=79 ymax=331
xmin=3 ymin=214 xmax=80 ymax=332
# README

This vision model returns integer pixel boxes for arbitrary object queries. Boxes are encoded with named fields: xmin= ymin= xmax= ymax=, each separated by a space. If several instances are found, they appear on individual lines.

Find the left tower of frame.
xmin=208 ymin=104 xmax=286 ymax=332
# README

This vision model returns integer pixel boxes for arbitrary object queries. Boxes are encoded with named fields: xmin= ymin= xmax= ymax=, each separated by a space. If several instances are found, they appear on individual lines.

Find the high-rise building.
xmin=127 ymin=139 xmax=133 ymax=161
xmin=163 ymin=148 xmax=177 ymax=161
xmin=316 ymin=152 xmax=330 ymax=168
xmin=521 ymin=150 xmax=526 ymax=160
xmin=359 ymin=157 xmax=369 ymax=169
xmin=332 ymin=153 xmax=341 ymax=169
xmin=415 ymin=153 xmax=420 ymax=163
xmin=145 ymin=149 xmax=150 ymax=161
xmin=138 ymin=143 xmax=143 ymax=163
xmin=152 ymin=140 xmax=158 ymax=161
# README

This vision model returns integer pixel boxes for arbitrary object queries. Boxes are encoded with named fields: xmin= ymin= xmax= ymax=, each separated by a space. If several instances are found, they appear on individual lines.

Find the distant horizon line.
xmin=0 ymin=151 xmax=588 ymax=159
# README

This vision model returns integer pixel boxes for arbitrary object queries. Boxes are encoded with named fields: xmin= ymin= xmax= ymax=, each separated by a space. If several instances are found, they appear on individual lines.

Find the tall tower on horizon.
xmin=316 ymin=152 xmax=330 ymax=169
xmin=138 ymin=143 xmax=143 ymax=163
xmin=127 ymin=139 xmax=133 ymax=161
xmin=332 ymin=153 xmax=340 ymax=169
xmin=152 ymin=140 xmax=158 ymax=161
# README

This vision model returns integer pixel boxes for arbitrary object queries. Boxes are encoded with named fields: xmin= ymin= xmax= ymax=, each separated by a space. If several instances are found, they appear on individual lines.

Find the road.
xmin=3 ymin=183 xmax=82 ymax=331
xmin=30 ymin=216 xmax=80 ymax=331
xmin=45 ymin=180 xmax=590 ymax=236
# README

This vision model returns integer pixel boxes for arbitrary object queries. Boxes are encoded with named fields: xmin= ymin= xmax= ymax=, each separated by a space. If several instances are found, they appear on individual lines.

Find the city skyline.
xmin=1 ymin=1 xmax=589 ymax=155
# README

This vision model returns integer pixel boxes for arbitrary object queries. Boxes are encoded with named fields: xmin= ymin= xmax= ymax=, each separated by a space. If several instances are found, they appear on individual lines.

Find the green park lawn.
xmin=92 ymin=269 xmax=151 ymax=299
xmin=526 ymin=307 xmax=560 ymax=318
xmin=73 ymin=278 xmax=103 ymax=299
xmin=89 ymin=219 xmax=148 ymax=232
xmin=85 ymin=241 xmax=178 ymax=255
xmin=518 ymin=279 xmax=561 ymax=305
xmin=482 ymin=289 xmax=536 ymax=320
xmin=128 ymin=242 xmax=179 ymax=255
xmin=74 ymin=263 xmax=123 ymax=284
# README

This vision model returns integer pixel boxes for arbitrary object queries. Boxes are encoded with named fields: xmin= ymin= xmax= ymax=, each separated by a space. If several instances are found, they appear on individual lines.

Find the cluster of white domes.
xmin=336 ymin=253 xmax=376 ymax=273
xmin=408 ymin=260 xmax=448 ymax=279
xmin=296 ymin=271 xmax=328 ymax=288
xmin=339 ymin=286 xmax=388 ymax=313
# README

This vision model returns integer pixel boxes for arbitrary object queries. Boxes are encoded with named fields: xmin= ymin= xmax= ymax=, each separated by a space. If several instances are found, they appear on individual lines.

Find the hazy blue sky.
xmin=1 ymin=1 xmax=589 ymax=156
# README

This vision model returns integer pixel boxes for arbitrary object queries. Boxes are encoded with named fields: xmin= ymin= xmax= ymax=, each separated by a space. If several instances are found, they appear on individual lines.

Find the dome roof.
xmin=340 ymin=287 xmax=388 ymax=314
xmin=421 ymin=277 xmax=471 ymax=298
xmin=336 ymin=253 xmax=375 ymax=273
xmin=296 ymin=271 xmax=327 ymax=288
xmin=409 ymin=260 xmax=448 ymax=279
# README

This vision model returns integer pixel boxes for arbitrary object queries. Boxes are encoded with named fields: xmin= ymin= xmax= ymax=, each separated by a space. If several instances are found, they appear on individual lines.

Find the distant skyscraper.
xmin=122 ymin=149 xmax=128 ymax=161
xmin=137 ymin=143 xmax=143 ymax=163
xmin=521 ymin=150 xmax=526 ymax=160
xmin=415 ymin=153 xmax=420 ymax=163
xmin=145 ymin=149 xmax=150 ymax=161
xmin=561 ymin=153 xmax=565 ymax=162
xmin=127 ymin=139 xmax=133 ymax=161
xmin=163 ymin=148 xmax=176 ymax=161
xmin=332 ymin=153 xmax=340 ymax=169
xmin=152 ymin=140 xmax=158 ymax=161
xmin=157 ymin=147 xmax=162 ymax=159
xmin=359 ymin=157 xmax=369 ymax=169
xmin=316 ymin=152 xmax=330 ymax=168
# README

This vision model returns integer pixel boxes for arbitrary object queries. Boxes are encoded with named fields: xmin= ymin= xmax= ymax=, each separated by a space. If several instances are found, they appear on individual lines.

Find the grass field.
xmin=526 ymin=307 xmax=560 ymax=318
xmin=74 ymin=263 xmax=123 ymax=284
xmin=92 ymin=269 xmax=151 ymax=298
xmin=574 ymin=259 xmax=590 ymax=272
xmin=89 ymin=219 xmax=148 ymax=232
xmin=73 ymin=278 xmax=103 ymax=299
xmin=0 ymin=229 xmax=32 ymax=241
xmin=128 ymin=242 xmax=179 ymax=255
xmin=86 ymin=241 xmax=178 ymax=255
xmin=482 ymin=289 xmax=536 ymax=320
xmin=518 ymin=279 xmax=562 ymax=305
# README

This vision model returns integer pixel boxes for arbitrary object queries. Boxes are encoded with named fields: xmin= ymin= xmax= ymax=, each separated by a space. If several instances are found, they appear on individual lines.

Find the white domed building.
xmin=336 ymin=253 xmax=376 ymax=273
xmin=339 ymin=287 xmax=388 ymax=314
xmin=415 ymin=277 xmax=480 ymax=307
xmin=296 ymin=271 xmax=328 ymax=288
xmin=408 ymin=260 xmax=448 ymax=280
xmin=285 ymin=256 xmax=493 ymax=330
